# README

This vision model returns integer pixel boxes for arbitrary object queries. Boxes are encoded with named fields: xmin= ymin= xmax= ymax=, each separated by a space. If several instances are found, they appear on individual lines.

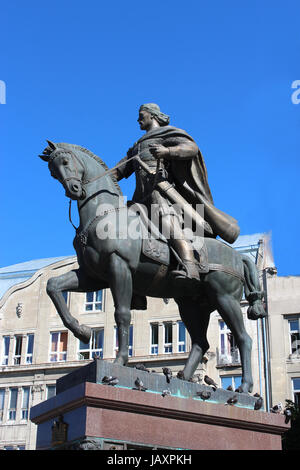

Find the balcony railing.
xmin=216 ymin=347 xmax=241 ymax=366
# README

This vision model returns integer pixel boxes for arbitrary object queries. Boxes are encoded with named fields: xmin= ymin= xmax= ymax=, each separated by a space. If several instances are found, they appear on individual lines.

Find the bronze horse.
xmin=39 ymin=141 xmax=266 ymax=393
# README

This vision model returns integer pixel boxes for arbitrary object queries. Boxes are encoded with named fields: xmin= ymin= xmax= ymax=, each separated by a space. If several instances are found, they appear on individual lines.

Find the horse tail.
xmin=241 ymin=254 xmax=267 ymax=320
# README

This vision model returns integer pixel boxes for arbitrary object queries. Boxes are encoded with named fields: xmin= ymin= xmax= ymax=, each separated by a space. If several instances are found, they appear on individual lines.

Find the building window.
xmin=47 ymin=385 xmax=56 ymax=400
xmin=85 ymin=291 xmax=103 ymax=311
xmin=221 ymin=375 xmax=242 ymax=391
xmin=150 ymin=323 xmax=158 ymax=355
xmin=114 ymin=325 xmax=133 ymax=357
xmin=26 ymin=334 xmax=34 ymax=364
xmin=178 ymin=321 xmax=186 ymax=353
xmin=8 ymin=388 xmax=18 ymax=421
xmin=78 ymin=328 xmax=104 ymax=359
xmin=0 ymin=389 xmax=4 ymax=421
xmin=2 ymin=336 xmax=10 ymax=365
xmin=288 ymin=318 xmax=300 ymax=355
xmin=218 ymin=321 xmax=240 ymax=365
xmin=164 ymin=322 xmax=173 ymax=354
xmin=292 ymin=378 xmax=300 ymax=406
xmin=13 ymin=335 xmax=22 ymax=365
xmin=50 ymin=332 xmax=68 ymax=362
xmin=21 ymin=387 xmax=30 ymax=420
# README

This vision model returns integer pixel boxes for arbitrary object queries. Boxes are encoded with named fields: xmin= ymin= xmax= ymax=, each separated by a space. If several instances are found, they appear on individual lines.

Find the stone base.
xmin=30 ymin=360 xmax=289 ymax=450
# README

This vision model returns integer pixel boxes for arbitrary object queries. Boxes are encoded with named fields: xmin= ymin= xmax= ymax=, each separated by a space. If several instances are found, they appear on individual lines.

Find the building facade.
xmin=0 ymin=233 xmax=299 ymax=449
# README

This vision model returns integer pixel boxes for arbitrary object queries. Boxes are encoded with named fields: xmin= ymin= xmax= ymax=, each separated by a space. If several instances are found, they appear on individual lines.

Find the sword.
xmin=135 ymin=155 xmax=213 ymax=236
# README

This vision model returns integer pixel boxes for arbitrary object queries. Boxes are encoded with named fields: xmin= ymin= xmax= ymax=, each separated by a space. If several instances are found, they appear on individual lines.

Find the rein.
xmin=63 ymin=150 xmax=137 ymax=231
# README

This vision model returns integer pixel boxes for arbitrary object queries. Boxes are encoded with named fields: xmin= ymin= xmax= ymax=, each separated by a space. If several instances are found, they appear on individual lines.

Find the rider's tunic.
xmin=115 ymin=125 xmax=239 ymax=243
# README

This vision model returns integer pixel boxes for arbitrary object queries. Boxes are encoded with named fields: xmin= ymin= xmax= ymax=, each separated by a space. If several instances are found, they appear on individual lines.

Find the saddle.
xmin=142 ymin=237 xmax=209 ymax=273
xmin=128 ymin=200 xmax=209 ymax=273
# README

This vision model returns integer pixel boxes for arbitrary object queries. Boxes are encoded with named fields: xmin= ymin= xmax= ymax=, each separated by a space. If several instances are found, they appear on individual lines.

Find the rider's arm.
xmin=149 ymin=138 xmax=198 ymax=161
xmin=167 ymin=138 xmax=198 ymax=160
xmin=111 ymin=149 xmax=135 ymax=181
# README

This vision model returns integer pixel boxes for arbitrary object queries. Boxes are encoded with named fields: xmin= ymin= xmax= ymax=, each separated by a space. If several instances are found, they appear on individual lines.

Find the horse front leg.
xmin=46 ymin=268 xmax=108 ymax=343
xmin=108 ymin=253 xmax=133 ymax=366
xmin=215 ymin=293 xmax=253 ymax=393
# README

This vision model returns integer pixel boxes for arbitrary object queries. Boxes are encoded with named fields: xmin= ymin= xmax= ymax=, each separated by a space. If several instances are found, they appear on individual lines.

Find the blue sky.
xmin=1 ymin=0 xmax=299 ymax=275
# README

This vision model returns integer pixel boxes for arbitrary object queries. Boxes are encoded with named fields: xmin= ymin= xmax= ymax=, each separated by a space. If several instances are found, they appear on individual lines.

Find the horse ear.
xmin=46 ymin=140 xmax=57 ymax=150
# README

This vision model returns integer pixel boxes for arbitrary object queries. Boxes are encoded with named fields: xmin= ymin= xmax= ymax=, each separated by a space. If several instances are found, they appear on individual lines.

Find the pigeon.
xmin=133 ymin=377 xmax=147 ymax=392
xmin=254 ymin=396 xmax=263 ymax=410
xmin=226 ymin=395 xmax=238 ymax=406
xmin=177 ymin=370 xmax=185 ymax=380
xmin=253 ymin=392 xmax=261 ymax=398
xmin=226 ymin=385 xmax=233 ymax=391
xmin=101 ymin=376 xmax=119 ymax=386
xmin=161 ymin=389 xmax=171 ymax=397
xmin=162 ymin=367 xmax=172 ymax=383
xmin=196 ymin=390 xmax=211 ymax=401
xmin=270 ymin=402 xmax=283 ymax=413
xmin=204 ymin=375 xmax=218 ymax=390
xmin=188 ymin=376 xmax=198 ymax=383
xmin=284 ymin=408 xmax=292 ymax=424
xmin=135 ymin=363 xmax=150 ymax=373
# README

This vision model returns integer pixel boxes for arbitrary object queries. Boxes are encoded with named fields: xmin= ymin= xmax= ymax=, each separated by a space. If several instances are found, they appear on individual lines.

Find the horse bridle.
xmin=48 ymin=148 xmax=139 ymax=230
xmin=49 ymin=149 xmax=87 ymax=188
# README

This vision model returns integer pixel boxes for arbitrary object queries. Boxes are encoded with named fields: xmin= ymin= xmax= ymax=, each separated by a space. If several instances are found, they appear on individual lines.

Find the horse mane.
xmin=56 ymin=142 xmax=122 ymax=194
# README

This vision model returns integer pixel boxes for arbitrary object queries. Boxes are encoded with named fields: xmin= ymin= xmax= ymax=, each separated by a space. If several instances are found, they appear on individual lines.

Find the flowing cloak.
xmin=117 ymin=126 xmax=240 ymax=244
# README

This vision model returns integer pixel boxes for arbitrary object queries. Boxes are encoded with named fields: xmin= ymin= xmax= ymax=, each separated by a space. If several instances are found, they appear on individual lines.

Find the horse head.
xmin=39 ymin=140 xmax=86 ymax=200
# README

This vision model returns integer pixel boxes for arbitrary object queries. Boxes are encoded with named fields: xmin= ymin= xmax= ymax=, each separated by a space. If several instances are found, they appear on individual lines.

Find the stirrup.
xmin=171 ymin=260 xmax=200 ymax=281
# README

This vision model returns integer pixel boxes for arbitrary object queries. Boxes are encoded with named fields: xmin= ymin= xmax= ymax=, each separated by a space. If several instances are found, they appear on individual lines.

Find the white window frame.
xmin=150 ymin=323 xmax=159 ymax=355
xmin=13 ymin=335 xmax=22 ymax=365
xmin=8 ymin=388 xmax=18 ymax=421
xmin=292 ymin=377 xmax=300 ymax=406
xmin=219 ymin=321 xmax=240 ymax=364
xmin=84 ymin=290 xmax=103 ymax=312
xmin=177 ymin=321 xmax=186 ymax=353
xmin=221 ymin=375 xmax=242 ymax=390
xmin=2 ymin=336 xmax=10 ymax=365
xmin=49 ymin=331 xmax=68 ymax=362
xmin=26 ymin=334 xmax=34 ymax=364
xmin=21 ymin=387 xmax=30 ymax=421
xmin=288 ymin=317 xmax=300 ymax=356
xmin=78 ymin=328 xmax=104 ymax=360
xmin=46 ymin=385 xmax=56 ymax=400
xmin=0 ymin=389 xmax=5 ymax=422
xmin=163 ymin=322 xmax=173 ymax=354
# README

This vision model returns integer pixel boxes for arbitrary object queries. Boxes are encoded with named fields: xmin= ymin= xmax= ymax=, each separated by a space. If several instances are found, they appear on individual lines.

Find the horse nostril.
xmin=72 ymin=183 xmax=80 ymax=192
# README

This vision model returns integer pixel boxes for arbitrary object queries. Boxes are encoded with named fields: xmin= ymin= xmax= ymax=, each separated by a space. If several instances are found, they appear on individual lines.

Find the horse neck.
xmin=77 ymin=153 xmax=123 ymax=230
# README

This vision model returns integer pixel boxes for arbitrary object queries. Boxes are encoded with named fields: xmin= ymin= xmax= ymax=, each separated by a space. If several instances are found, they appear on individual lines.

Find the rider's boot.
xmin=170 ymin=239 xmax=200 ymax=281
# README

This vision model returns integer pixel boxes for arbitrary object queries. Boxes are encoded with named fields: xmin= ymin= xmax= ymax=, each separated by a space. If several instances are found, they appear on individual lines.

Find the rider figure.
xmin=112 ymin=103 xmax=239 ymax=281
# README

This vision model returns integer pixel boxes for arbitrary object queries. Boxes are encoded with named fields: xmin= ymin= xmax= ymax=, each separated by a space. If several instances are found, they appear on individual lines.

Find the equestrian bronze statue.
xmin=39 ymin=104 xmax=266 ymax=394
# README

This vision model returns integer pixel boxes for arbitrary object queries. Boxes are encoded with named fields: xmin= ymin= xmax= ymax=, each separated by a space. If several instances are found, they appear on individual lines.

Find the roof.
xmin=231 ymin=232 xmax=266 ymax=249
xmin=0 ymin=256 xmax=75 ymax=300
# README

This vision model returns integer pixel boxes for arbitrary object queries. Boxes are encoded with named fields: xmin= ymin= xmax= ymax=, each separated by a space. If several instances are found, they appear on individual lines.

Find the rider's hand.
xmin=149 ymin=144 xmax=170 ymax=159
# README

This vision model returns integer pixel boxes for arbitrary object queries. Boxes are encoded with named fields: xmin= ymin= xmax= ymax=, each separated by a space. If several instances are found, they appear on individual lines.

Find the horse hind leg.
xmin=175 ymin=297 xmax=213 ymax=380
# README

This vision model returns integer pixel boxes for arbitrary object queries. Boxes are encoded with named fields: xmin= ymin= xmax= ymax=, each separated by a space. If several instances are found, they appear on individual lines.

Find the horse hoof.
xmin=237 ymin=383 xmax=253 ymax=394
xmin=113 ymin=355 xmax=128 ymax=366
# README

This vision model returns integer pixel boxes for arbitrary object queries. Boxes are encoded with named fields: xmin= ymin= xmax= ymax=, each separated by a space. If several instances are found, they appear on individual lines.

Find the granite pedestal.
xmin=30 ymin=359 xmax=289 ymax=450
